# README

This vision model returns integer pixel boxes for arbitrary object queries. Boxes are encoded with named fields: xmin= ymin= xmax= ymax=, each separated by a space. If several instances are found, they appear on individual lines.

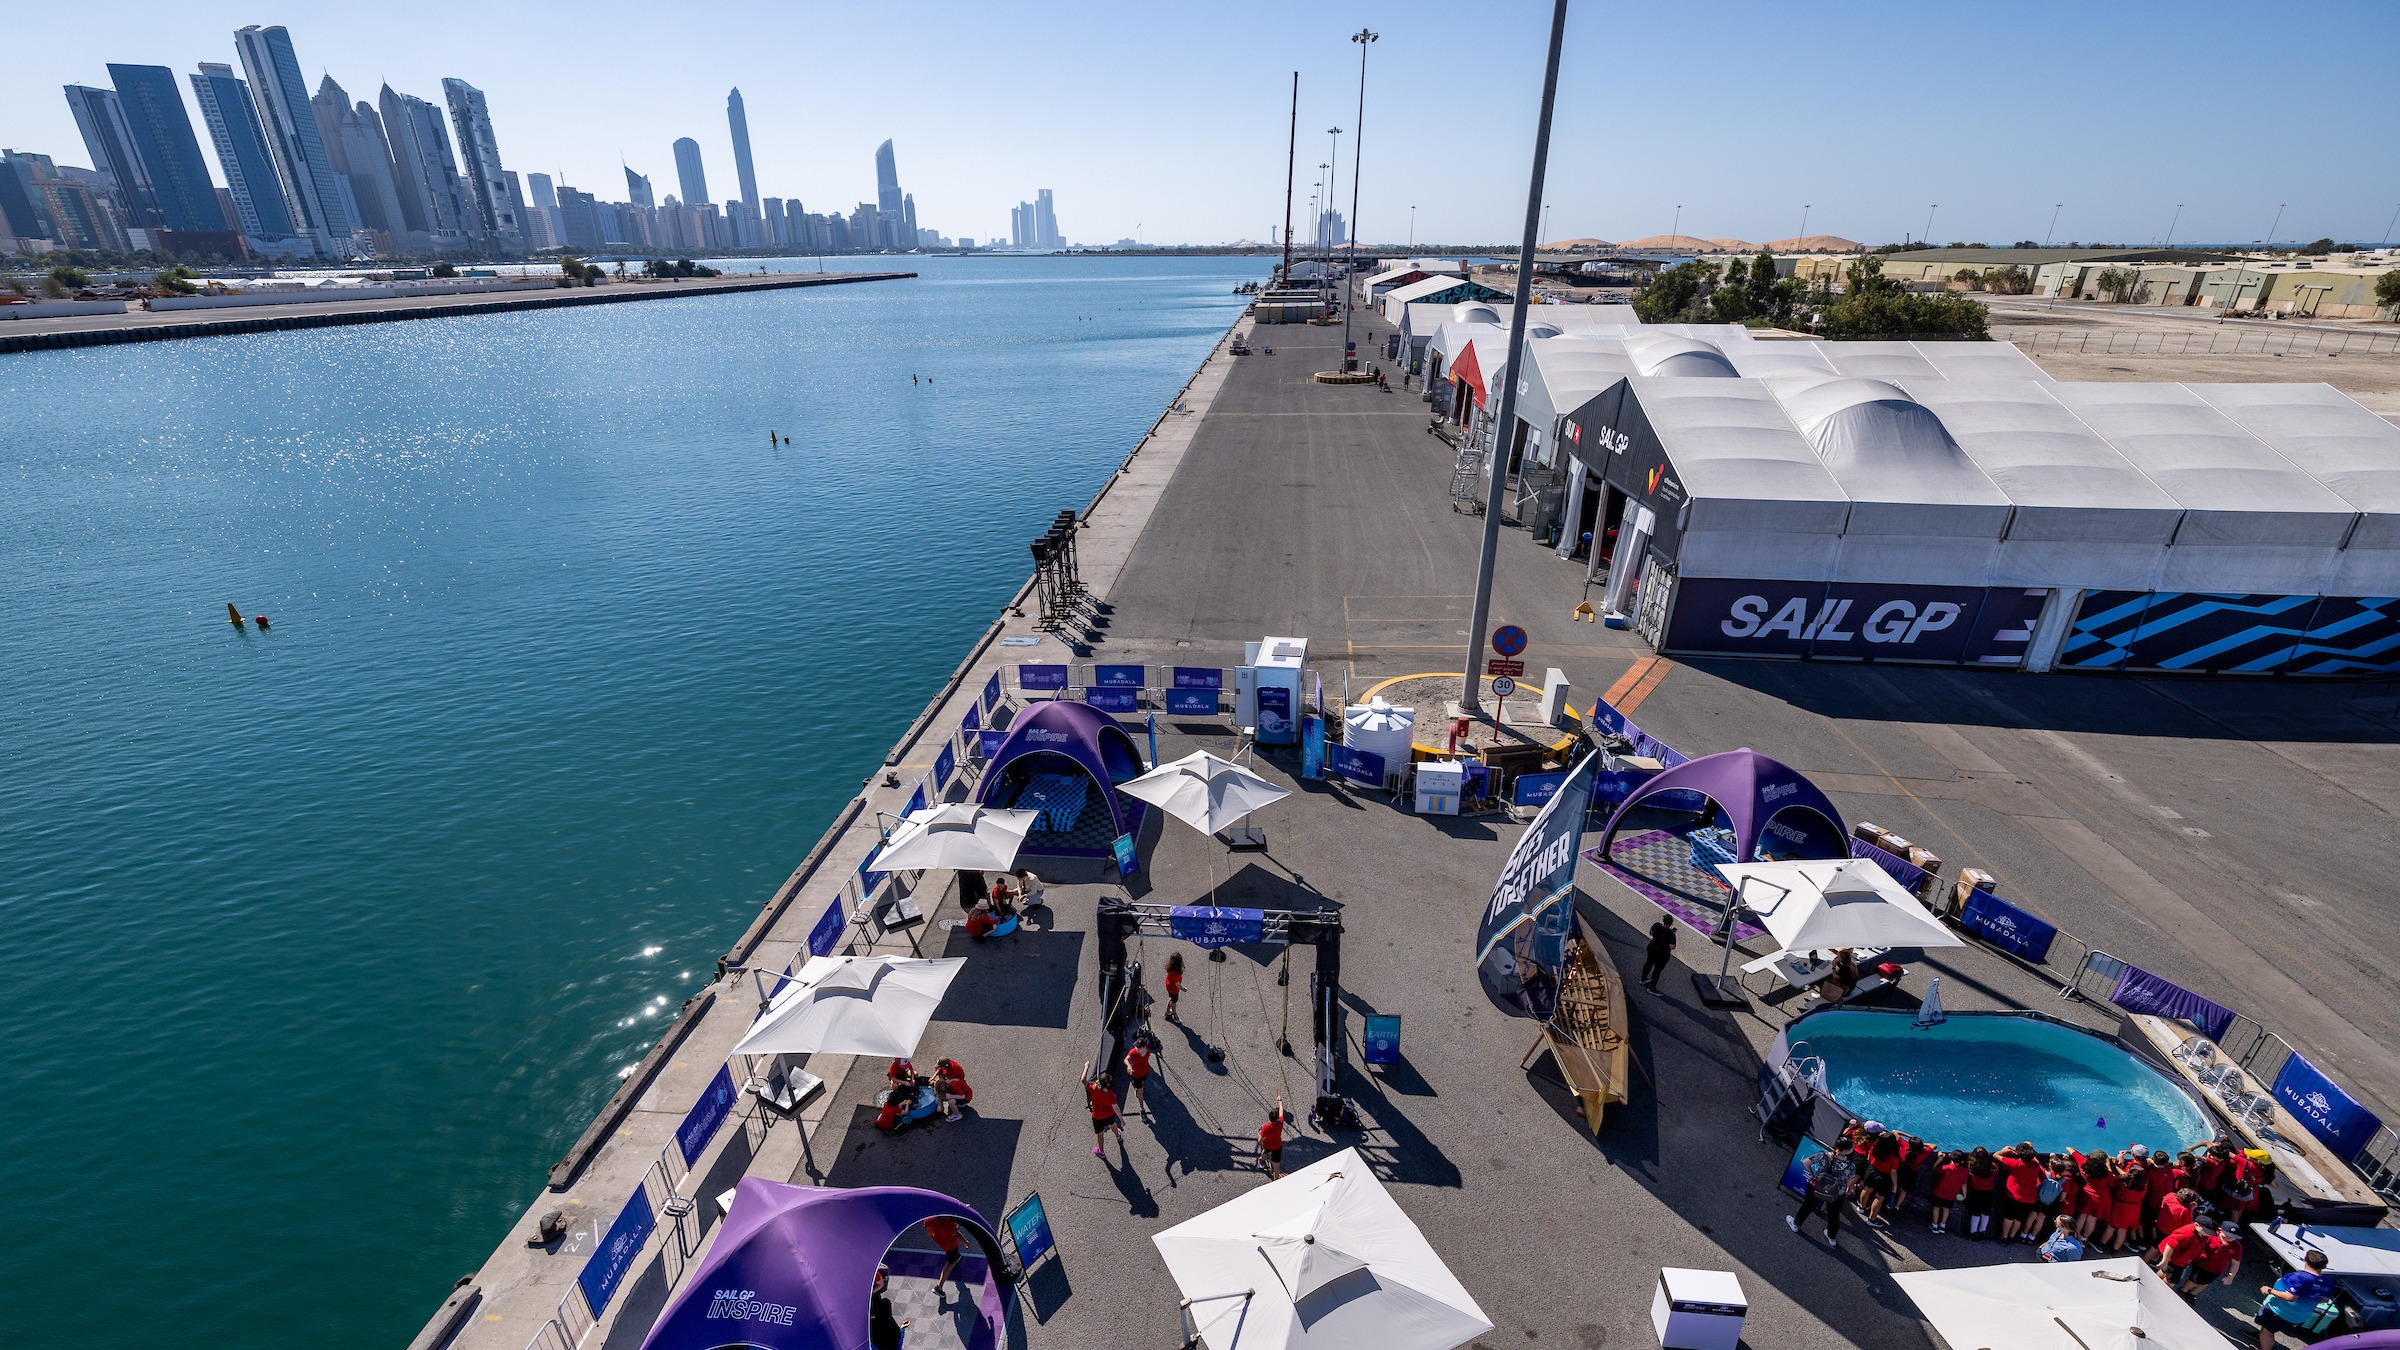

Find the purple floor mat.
xmin=1588 ymin=828 xmax=1765 ymax=942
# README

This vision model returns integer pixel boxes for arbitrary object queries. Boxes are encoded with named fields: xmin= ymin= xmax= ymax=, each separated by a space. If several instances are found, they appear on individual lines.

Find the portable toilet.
xmin=1415 ymin=760 xmax=1464 ymax=815
xmin=1244 ymin=636 xmax=1308 ymax=745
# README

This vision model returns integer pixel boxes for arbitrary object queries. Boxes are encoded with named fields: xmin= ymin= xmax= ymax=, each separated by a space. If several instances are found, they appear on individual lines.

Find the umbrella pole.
xmin=1693 ymin=899 xmax=1750 ymax=1009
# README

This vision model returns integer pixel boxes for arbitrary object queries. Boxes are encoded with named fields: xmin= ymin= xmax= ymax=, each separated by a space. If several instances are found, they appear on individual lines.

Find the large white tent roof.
xmin=1518 ymin=328 xmax=2400 ymax=596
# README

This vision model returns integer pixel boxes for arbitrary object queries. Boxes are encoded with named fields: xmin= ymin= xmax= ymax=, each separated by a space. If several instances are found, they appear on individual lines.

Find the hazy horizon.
xmin=9 ymin=0 xmax=2396 ymax=251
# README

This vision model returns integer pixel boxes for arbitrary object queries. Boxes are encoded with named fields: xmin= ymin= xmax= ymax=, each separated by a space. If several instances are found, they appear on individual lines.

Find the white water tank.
xmin=1344 ymin=697 xmax=1415 ymax=785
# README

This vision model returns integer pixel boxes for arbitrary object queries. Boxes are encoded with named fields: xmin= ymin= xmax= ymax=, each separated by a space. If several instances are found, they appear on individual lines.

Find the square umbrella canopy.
xmin=1153 ymin=1146 xmax=1493 ymax=1350
xmin=1119 ymin=750 xmax=1291 ymax=836
xmin=1714 ymin=858 xmax=1965 ymax=954
xmin=870 ymin=803 xmax=1040 ymax=874
xmin=1894 ymin=1257 xmax=2226 ymax=1350
xmin=731 ymin=954 xmax=966 ymax=1060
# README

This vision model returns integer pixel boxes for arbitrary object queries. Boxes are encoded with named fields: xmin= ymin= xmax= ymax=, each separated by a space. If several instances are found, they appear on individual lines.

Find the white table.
xmin=1652 ymin=1268 xmax=1746 ymax=1350
xmin=1741 ymin=946 xmax=1889 ymax=991
xmin=2250 ymin=1222 xmax=2400 ymax=1278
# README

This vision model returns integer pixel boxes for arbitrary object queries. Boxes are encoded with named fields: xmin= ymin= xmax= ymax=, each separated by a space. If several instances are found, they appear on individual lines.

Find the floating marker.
xmin=227 ymin=602 xmax=244 ymax=626
xmin=253 ymin=615 xmax=270 ymax=630
xmin=2096 ymin=1116 xmax=2107 ymax=1129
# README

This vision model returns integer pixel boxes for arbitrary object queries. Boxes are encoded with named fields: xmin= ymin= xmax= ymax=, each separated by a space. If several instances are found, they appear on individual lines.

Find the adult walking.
xmin=1787 ymin=1143 xmax=1857 ymax=1246
xmin=1640 ymin=917 xmax=1676 ymax=993
xmin=870 ymin=1267 xmax=908 ymax=1350
xmin=2256 ymin=1250 xmax=2336 ymax=1349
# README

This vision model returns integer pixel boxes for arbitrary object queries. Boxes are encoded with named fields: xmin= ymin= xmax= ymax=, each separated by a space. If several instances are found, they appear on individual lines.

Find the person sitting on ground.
xmin=887 ymin=1057 xmax=916 ymax=1088
xmin=934 ymin=1058 xmax=972 ymax=1121
xmin=1012 ymin=868 xmax=1046 ymax=910
xmin=964 ymin=900 xmax=997 ymax=940
xmin=875 ymin=1084 xmax=916 ymax=1132
xmin=2040 ymin=1214 xmax=2086 ymax=1263
xmin=987 ymin=876 xmax=1016 ymax=911
xmin=2256 ymin=1249 xmax=2336 ymax=1349
xmin=1820 ymin=948 xmax=1862 ymax=1004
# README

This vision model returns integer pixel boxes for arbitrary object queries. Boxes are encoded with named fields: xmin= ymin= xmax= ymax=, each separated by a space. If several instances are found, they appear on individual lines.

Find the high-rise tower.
xmin=441 ymin=77 xmax=523 ymax=250
xmin=190 ymin=62 xmax=295 ymax=238
xmin=62 ymin=83 xmax=160 ymax=228
xmin=726 ymin=88 xmax=758 ymax=211
xmin=103 ymin=64 xmax=227 ymax=233
xmin=874 ymin=140 xmax=902 ymax=217
xmin=234 ymin=24 xmax=354 ymax=252
xmin=673 ymin=137 xmax=708 ymax=212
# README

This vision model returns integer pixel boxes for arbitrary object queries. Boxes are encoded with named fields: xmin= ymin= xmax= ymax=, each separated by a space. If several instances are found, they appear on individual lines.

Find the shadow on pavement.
xmin=936 ymin=929 xmax=1085 ymax=1029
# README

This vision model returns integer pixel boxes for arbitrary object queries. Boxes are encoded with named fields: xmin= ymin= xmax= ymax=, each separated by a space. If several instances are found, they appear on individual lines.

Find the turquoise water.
xmin=1796 ymin=1010 xmax=2214 ymax=1154
xmin=0 ymin=255 xmax=1262 ymax=1346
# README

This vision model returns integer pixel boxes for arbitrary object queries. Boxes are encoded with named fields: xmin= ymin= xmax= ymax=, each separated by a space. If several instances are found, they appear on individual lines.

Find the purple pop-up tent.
xmin=637 ymin=1178 xmax=1011 ymax=1350
xmin=1599 ymin=747 xmax=1847 ymax=865
xmin=975 ymin=699 xmax=1147 ymax=855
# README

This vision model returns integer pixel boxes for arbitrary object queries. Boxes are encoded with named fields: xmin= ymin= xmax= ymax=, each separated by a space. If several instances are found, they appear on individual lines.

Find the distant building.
xmin=441 ymin=77 xmax=523 ymax=251
xmin=311 ymin=76 xmax=409 ymax=249
xmin=1314 ymin=208 xmax=1345 ymax=249
xmin=556 ymin=185 xmax=600 ymax=250
xmin=104 ymin=64 xmax=228 ymax=234
xmin=62 ymin=83 xmax=157 ymax=231
xmin=624 ymin=166 xmax=654 ymax=209
xmin=726 ymin=198 xmax=761 ymax=248
xmin=673 ymin=138 xmax=708 ymax=214
xmin=4 ymin=149 xmax=126 ymax=251
xmin=727 ymin=88 xmax=758 ymax=212
xmin=191 ymin=63 xmax=297 ymax=243
xmin=379 ymin=84 xmax=475 ymax=248
xmin=875 ymin=139 xmax=902 ymax=218
xmin=1010 ymin=189 xmax=1062 ymax=250
xmin=523 ymin=171 xmax=560 ymax=250
xmin=235 ymin=24 xmax=355 ymax=254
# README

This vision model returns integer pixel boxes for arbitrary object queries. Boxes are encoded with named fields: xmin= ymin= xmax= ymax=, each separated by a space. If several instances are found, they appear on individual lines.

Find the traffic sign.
xmin=1490 ymin=625 xmax=1528 ymax=657
xmin=1490 ymin=675 xmax=1517 ymax=698
xmin=1485 ymin=658 xmax=1525 ymax=678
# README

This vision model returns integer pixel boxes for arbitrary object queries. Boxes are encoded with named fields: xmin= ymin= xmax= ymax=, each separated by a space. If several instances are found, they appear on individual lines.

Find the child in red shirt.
xmin=1164 ymin=953 xmax=1186 ymax=1023
xmin=1259 ymin=1095 xmax=1288 ymax=1180
xmin=1929 ymin=1151 xmax=1970 ymax=1235
xmin=2184 ymin=1223 xmax=2244 ymax=1298
xmin=934 ymin=1058 xmax=972 ymax=1121
xmin=1084 ymin=1071 xmax=1122 ymax=1158
xmin=925 ymin=1215 xmax=964 ymax=1288
xmin=1124 ymin=1042 xmax=1154 ymax=1117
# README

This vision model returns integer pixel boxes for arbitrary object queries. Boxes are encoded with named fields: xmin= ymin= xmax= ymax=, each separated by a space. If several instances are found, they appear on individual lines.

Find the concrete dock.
xmin=0 ymin=271 xmax=911 ymax=354
xmin=422 ymin=305 xmax=2400 ymax=1350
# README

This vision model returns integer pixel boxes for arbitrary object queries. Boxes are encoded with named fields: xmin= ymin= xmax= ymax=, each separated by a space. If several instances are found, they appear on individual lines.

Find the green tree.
xmin=2299 ymin=237 xmax=2335 ymax=256
xmin=1984 ymin=264 xmax=2034 ymax=296
xmin=2377 ymin=270 xmax=2400 ymax=321
xmin=1634 ymin=260 xmax=1717 ymax=322
xmin=2093 ymin=267 xmax=2139 ymax=302
xmin=47 ymin=264 xmax=91 ymax=293
xmin=1711 ymin=258 xmax=1754 ymax=322
xmin=153 ymin=265 xmax=199 ymax=296
xmin=1746 ymin=250 xmax=1782 ymax=318
xmin=1954 ymin=268 xmax=1983 ymax=290
xmin=1813 ymin=260 xmax=1991 ymax=339
xmin=430 ymin=260 xmax=458 ymax=278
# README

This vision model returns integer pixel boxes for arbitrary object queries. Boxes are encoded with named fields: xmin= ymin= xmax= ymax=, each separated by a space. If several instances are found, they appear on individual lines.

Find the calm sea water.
xmin=0 ymin=255 xmax=1262 ymax=1345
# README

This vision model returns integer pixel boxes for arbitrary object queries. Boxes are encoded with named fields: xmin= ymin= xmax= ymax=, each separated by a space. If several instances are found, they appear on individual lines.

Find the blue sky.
xmin=9 ymin=0 xmax=2395 ymax=248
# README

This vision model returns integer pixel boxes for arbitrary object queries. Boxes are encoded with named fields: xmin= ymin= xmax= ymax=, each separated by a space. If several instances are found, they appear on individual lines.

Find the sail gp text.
xmin=1720 ymin=595 xmax=1962 ymax=646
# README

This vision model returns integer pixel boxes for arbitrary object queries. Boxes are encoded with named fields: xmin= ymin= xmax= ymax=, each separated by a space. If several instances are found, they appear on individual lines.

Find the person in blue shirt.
xmin=2038 ymin=1215 xmax=2085 ymax=1263
xmin=2256 ymin=1250 xmax=2337 ymax=1350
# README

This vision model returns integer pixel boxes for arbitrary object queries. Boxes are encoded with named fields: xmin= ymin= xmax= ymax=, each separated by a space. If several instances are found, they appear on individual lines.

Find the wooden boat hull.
xmin=1526 ymin=912 xmax=1631 ymax=1134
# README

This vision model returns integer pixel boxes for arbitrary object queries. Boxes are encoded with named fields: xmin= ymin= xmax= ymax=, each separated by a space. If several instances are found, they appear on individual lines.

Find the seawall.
xmin=0 ymin=271 xmax=913 ymax=355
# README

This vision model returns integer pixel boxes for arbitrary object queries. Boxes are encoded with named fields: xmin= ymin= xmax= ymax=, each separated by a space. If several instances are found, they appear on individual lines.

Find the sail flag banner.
xmin=1474 ymin=753 xmax=1598 ymax=1020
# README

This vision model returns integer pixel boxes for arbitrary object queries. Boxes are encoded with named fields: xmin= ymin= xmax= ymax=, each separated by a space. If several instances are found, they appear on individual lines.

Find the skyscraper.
xmin=726 ymin=88 xmax=758 ymax=212
xmin=523 ymin=171 xmax=561 ymax=250
xmin=62 ymin=83 xmax=159 ymax=228
xmin=189 ymin=63 xmax=294 ymax=239
xmin=1035 ymin=189 xmax=1060 ymax=249
xmin=441 ymin=77 xmax=523 ymax=251
xmin=235 ymin=24 xmax=354 ymax=252
xmin=104 ymin=64 xmax=227 ymax=233
xmin=0 ymin=151 xmax=58 ymax=243
xmin=311 ymin=76 xmax=408 ymax=243
xmin=379 ymin=84 xmax=473 ymax=245
xmin=672 ymin=138 xmax=708 ymax=212
xmin=902 ymin=191 xmax=917 ymax=242
xmin=624 ymin=166 xmax=654 ymax=209
xmin=874 ymin=139 xmax=902 ymax=217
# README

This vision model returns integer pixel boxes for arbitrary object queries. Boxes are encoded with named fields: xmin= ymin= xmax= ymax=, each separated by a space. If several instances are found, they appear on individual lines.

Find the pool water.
xmin=1793 ymin=1010 xmax=2213 ymax=1154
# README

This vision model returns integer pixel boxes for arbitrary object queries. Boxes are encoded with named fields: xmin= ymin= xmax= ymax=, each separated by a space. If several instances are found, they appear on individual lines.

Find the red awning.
xmin=1451 ymin=340 xmax=1487 ymax=407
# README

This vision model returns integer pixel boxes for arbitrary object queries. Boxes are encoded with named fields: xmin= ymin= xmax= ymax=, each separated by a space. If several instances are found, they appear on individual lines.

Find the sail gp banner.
xmin=2271 ymin=1052 xmax=2384 ymax=1160
xmin=1664 ymin=578 xmax=2048 ymax=667
xmin=1475 ymin=753 xmax=1598 ymax=1021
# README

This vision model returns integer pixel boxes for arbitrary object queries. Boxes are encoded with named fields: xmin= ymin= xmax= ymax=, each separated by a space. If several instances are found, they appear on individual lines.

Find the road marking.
xmin=1601 ymin=657 xmax=1656 ymax=707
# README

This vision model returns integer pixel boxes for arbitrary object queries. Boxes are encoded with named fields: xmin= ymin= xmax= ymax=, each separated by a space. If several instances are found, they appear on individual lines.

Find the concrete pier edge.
xmin=422 ymin=304 xmax=1251 ymax=1350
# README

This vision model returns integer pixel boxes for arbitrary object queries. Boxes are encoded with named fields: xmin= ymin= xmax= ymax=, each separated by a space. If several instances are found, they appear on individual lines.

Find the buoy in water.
xmin=226 ymin=602 xmax=245 ymax=626
xmin=2096 ymin=1116 xmax=2107 ymax=1129
xmin=253 ymin=615 xmax=270 ymax=630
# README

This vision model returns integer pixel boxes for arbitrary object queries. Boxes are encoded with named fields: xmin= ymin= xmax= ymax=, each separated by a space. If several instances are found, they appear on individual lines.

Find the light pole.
xmin=1923 ymin=203 xmax=1938 ymax=247
xmin=1462 ymin=0 xmax=1571 ymax=715
xmin=2381 ymin=203 xmax=2399 ymax=250
xmin=1278 ymin=72 xmax=1297 ymax=285
xmin=1798 ymin=204 xmax=1810 ymax=242
xmin=2224 ymin=204 xmax=2286 ymax=320
xmin=2164 ymin=203 xmax=2183 ymax=251
xmin=1342 ymin=26 xmax=1377 ymax=372
xmin=1326 ymin=127 xmax=1343 ymax=250
xmin=1669 ymin=204 xmax=1681 ymax=244
xmin=1409 ymin=204 xmax=1416 ymax=247
xmin=2042 ymin=203 xmax=2062 ymax=248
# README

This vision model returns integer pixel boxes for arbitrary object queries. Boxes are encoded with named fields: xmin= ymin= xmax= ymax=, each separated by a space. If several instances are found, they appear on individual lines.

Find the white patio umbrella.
xmin=869 ymin=803 xmax=1039 ymax=874
xmin=1119 ymin=750 xmax=1291 ymax=904
xmin=1715 ymin=858 xmax=1965 ymax=955
xmin=730 ymin=954 xmax=966 ymax=1060
xmin=1120 ymin=750 xmax=1291 ymax=835
xmin=1894 ymin=1257 xmax=2226 ymax=1350
xmin=1153 ymin=1147 xmax=1492 ymax=1350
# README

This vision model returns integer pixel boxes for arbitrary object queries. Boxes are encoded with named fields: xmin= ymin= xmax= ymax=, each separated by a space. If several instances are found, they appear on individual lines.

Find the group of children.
xmin=1075 ymin=950 xmax=1296 ymax=1181
xmin=874 ymin=1056 xmax=973 ymax=1131
xmin=1797 ymin=1119 xmax=2274 ymax=1295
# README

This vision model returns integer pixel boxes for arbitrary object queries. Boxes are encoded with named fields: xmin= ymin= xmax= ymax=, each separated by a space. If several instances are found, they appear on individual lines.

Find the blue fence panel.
xmin=676 ymin=1064 xmax=738 ymax=1166
xmin=1171 ymin=666 xmax=1224 ymax=690
xmin=1327 ymin=744 xmax=1385 ymax=789
xmin=981 ymin=672 xmax=1003 ymax=712
xmin=1957 ymin=889 xmax=2058 ymax=964
xmin=577 ymin=1188 xmax=656 ymax=1316
xmin=933 ymin=741 xmax=957 ymax=789
xmin=1849 ymin=836 xmax=1929 ymax=894
xmin=1093 ymin=664 xmax=1145 ymax=688
xmin=1084 ymin=688 xmax=1140 ymax=714
xmin=1017 ymin=664 xmax=1068 ymax=692
xmin=1164 ymin=688 xmax=1220 ymax=716
xmin=808 ymin=897 xmax=848 ymax=958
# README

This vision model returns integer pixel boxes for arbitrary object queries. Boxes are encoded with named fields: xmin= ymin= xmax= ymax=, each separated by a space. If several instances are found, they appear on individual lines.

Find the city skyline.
xmin=6 ymin=2 xmax=2399 ymax=250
